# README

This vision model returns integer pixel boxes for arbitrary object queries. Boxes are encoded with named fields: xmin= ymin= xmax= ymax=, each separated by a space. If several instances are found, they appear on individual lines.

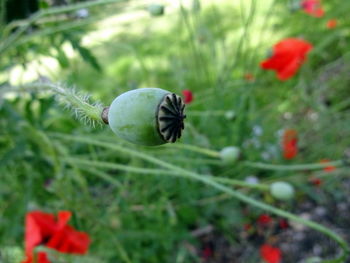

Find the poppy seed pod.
xmin=219 ymin=146 xmax=240 ymax=164
xmin=270 ymin=181 xmax=295 ymax=201
xmin=148 ymin=4 xmax=165 ymax=16
xmin=107 ymin=88 xmax=185 ymax=146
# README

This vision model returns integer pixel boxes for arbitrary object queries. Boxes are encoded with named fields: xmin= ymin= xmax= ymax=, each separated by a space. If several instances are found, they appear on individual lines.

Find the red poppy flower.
xmin=301 ymin=0 xmax=324 ymax=17
xmin=201 ymin=246 xmax=213 ymax=259
xmin=21 ymin=210 xmax=90 ymax=263
xmin=326 ymin=19 xmax=337 ymax=29
xmin=309 ymin=177 xmax=323 ymax=186
xmin=260 ymin=38 xmax=313 ymax=81
xmin=260 ymin=244 xmax=282 ymax=263
xmin=279 ymin=219 xmax=289 ymax=229
xmin=182 ymin=90 xmax=193 ymax=104
xmin=244 ymin=73 xmax=255 ymax=81
xmin=46 ymin=225 xmax=91 ymax=254
xmin=282 ymin=129 xmax=298 ymax=160
xmin=243 ymin=223 xmax=252 ymax=231
xmin=320 ymin=159 xmax=336 ymax=172
xmin=257 ymin=214 xmax=272 ymax=226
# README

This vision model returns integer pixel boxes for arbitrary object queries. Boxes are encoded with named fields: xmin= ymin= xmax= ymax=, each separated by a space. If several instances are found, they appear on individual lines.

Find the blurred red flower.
xmin=21 ymin=210 xmax=90 ymax=263
xmin=282 ymin=129 xmax=298 ymax=160
xmin=279 ymin=219 xmax=289 ymax=229
xmin=320 ymin=159 xmax=336 ymax=172
xmin=182 ymin=90 xmax=193 ymax=104
xmin=243 ymin=223 xmax=252 ymax=231
xmin=244 ymin=73 xmax=255 ymax=81
xmin=326 ymin=19 xmax=337 ymax=29
xmin=201 ymin=245 xmax=213 ymax=259
xmin=260 ymin=244 xmax=282 ymax=263
xmin=309 ymin=177 xmax=323 ymax=186
xmin=301 ymin=0 xmax=324 ymax=17
xmin=260 ymin=38 xmax=313 ymax=81
xmin=257 ymin=214 xmax=272 ymax=226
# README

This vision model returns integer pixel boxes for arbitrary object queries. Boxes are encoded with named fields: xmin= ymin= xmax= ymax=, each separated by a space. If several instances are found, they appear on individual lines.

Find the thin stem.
xmin=63 ymin=157 xmax=268 ymax=190
xmin=52 ymin=133 xmax=349 ymax=262
xmin=244 ymin=160 xmax=344 ymax=171
xmin=64 ymin=157 xmax=178 ymax=175
xmin=13 ymin=17 xmax=100 ymax=48
xmin=78 ymin=166 xmax=122 ymax=188
xmin=166 ymin=143 xmax=220 ymax=158
xmin=4 ymin=82 xmax=103 ymax=126
xmin=185 ymin=110 xmax=229 ymax=117
xmin=0 ymin=0 xmax=125 ymax=55
xmin=167 ymin=143 xmax=345 ymax=171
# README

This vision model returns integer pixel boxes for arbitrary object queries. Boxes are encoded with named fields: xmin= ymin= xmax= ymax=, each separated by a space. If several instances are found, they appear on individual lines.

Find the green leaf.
xmin=65 ymin=34 xmax=102 ymax=72
xmin=56 ymin=48 xmax=70 ymax=68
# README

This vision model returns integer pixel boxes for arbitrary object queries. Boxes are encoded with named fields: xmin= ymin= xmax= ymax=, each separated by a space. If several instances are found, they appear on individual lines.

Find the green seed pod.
xmin=270 ymin=181 xmax=295 ymax=201
xmin=219 ymin=146 xmax=240 ymax=164
xmin=107 ymin=88 xmax=185 ymax=146
xmin=148 ymin=4 xmax=165 ymax=16
xmin=224 ymin=110 xmax=236 ymax=121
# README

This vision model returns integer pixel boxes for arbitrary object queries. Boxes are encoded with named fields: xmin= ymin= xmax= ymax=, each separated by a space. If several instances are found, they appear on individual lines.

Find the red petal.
xmin=37 ymin=252 xmax=51 ymax=263
xmin=282 ymin=129 xmax=298 ymax=159
xmin=24 ymin=211 xmax=57 ymax=254
xmin=182 ymin=90 xmax=193 ymax=104
xmin=279 ymin=219 xmax=289 ymax=229
xmin=46 ymin=225 xmax=91 ymax=254
xmin=260 ymin=39 xmax=313 ymax=80
xmin=260 ymin=244 xmax=282 ymax=263
xmin=276 ymin=58 xmax=301 ymax=81
xmin=57 ymin=211 xmax=72 ymax=229
xmin=301 ymin=0 xmax=325 ymax=17
xmin=320 ymin=159 xmax=336 ymax=172
xmin=257 ymin=214 xmax=272 ymax=225
xmin=326 ymin=19 xmax=337 ymax=29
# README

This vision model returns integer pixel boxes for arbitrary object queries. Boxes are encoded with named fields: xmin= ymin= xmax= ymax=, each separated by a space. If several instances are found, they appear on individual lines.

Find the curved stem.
xmin=168 ymin=143 xmax=345 ymax=171
xmin=244 ymin=160 xmax=344 ymax=171
xmin=63 ymin=157 xmax=268 ymax=190
xmin=53 ymin=133 xmax=349 ymax=262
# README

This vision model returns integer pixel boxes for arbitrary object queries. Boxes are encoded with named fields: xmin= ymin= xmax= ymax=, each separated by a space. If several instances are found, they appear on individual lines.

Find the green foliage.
xmin=1 ymin=0 xmax=350 ymax=262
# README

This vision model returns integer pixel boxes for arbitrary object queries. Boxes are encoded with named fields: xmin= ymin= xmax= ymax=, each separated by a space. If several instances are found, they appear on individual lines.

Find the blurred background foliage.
xmin=1 ymin=0 xmax=350 ymax=262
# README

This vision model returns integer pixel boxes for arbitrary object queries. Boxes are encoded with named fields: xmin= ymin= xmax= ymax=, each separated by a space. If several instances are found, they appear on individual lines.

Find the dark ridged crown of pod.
xmin=157 ymin=93 xmax=186 ymax=143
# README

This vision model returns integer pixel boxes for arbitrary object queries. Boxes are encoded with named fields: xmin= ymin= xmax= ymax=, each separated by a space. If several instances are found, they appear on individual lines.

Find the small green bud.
xmin=219 ymin=146 xmax=240 ymax=164
xmin=224 ymin=110 xmax=236 ymax=120
xmin=148 ymin=4 xmax=165 ymax=16
xmin=270 ymin=181 xmax=295 ymax=201
xmin=108 ymin=88 xmax=185 ymax=146
xmin=192 ymin=0 xmax=201 ymax=12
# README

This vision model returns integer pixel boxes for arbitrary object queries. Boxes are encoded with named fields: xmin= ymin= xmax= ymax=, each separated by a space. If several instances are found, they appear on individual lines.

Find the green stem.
xmin=168 ymin=143 xmax=345 ymax=171
xmin=78 ymin=166 xmax=122 ymax=188
xmin=13 ymin=17 xmax=100 ymax=48
xmin=244 ymin=160 xmax=344 ymax=171
xmin=0 ymin=0 xmax=125 ymax=55
xmin=4 ymin=82 xmax=103 ymax=126
xmin=52 ymin=133 xmax=349 ymax=262
xmin=63 ymin=157 xmax=268 ymax=190
xmin=167 ymin=143 xmax=220 ymax=158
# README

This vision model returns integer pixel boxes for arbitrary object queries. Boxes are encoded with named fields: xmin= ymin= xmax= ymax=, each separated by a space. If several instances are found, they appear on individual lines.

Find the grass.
xmin=1 ymin=0 xmax=350 ymax=262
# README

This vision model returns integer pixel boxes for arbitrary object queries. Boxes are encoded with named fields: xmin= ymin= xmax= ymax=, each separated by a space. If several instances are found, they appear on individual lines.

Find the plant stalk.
xmin=52 ymin=133 xmax=349 ymax=263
